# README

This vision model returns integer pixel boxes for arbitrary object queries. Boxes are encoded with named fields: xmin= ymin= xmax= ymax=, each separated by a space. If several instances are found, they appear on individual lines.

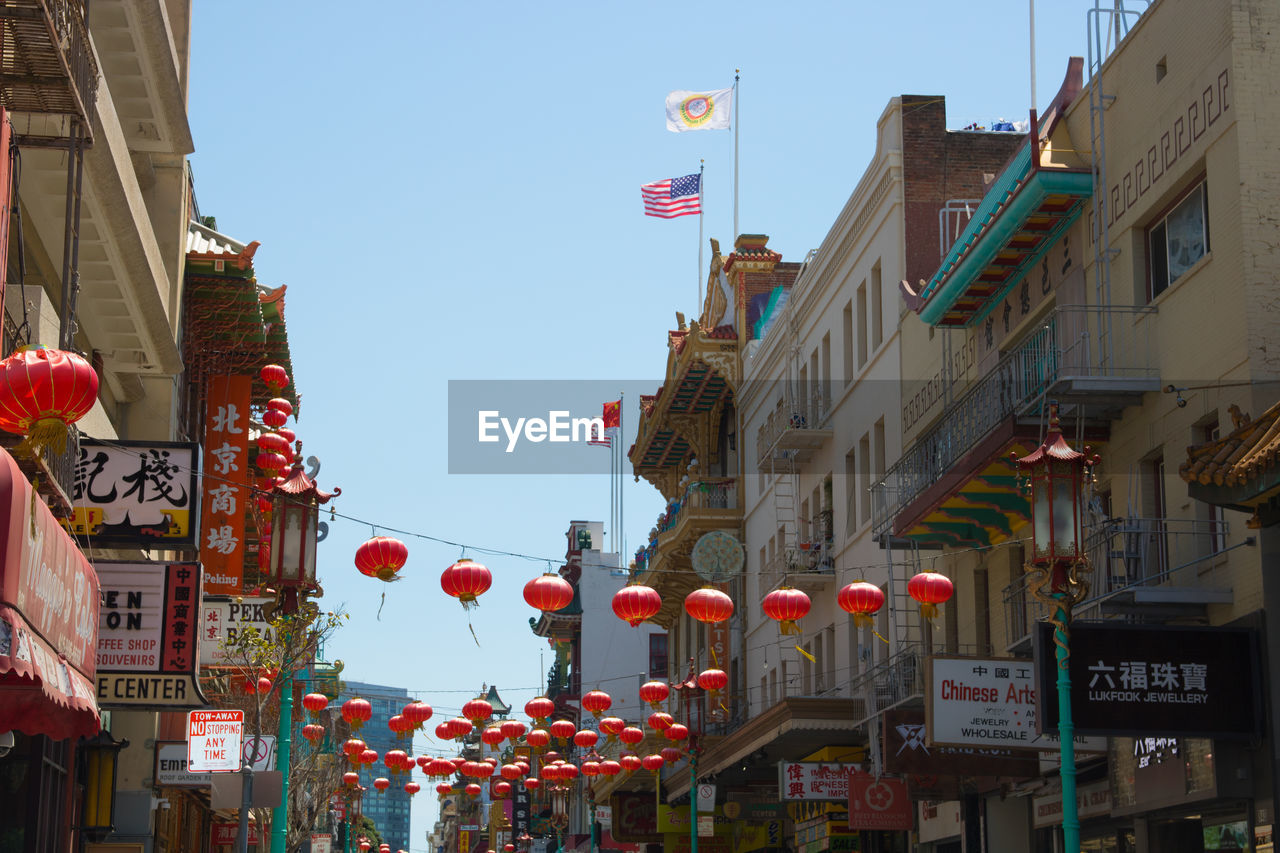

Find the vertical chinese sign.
xmin=201 ymin=375 xmax=252 ymax=595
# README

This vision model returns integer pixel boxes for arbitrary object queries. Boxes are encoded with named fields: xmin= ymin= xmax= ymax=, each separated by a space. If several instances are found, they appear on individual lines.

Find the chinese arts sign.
xmin=200 ymin=375 xmax=252 ymax=595
xmin=1034 ymin=623 xmax=1261 ymax=738
xmin=928 ymin=656 xmax=1106 ymax=752
xmin=779 ymin=762 xmax=851 ymax=801
xmin=95 ymin=562 xmax=206 ymax=708
xmin=64 ymin=440 xmax=198 ymax=547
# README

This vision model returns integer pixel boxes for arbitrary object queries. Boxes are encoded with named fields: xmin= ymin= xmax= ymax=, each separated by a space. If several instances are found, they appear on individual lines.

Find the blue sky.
xmin=188 ymin=2 xmax=1103 ymax=846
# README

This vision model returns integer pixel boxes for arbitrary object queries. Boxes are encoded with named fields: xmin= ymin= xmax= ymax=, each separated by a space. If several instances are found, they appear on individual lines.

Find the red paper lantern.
xmin=558 ymin=763 xmax=579 ymax=781
xmin=664 ymin=724 xmax=689 ymax=742
xmin=598 ymin=717 xmax=625 ymax=740
xmin=436 ymin=783 xmax=453 ymax=796
xmin=573 ymin=730 xmax=599 ymax=749
xmin=342 ymin=738 xmax=366 ymax=760
xmin=526 ymin=729 xmax=550 ymax=750
xmin=908 ymin=572 xmax=954 ymax=620
xmin=302 ymin=724 xmax=325 ymax=743
xmin=639 ymin=681 xmax=669 ymax=708
xmin=465 ymin=783 xmax=483 ymax=797
xmin=302 ymin=693 xmax=329 ymax=717
xmin=581 ymin=690 xmax=612 ymax=718
xmin=501 ymin=763 xmax=523 ymax=780
xmin=684 ymin=587 xmax=734 ymax=623
xmin=493 ymin=780 xmax=512 ymax=797
xmin=403 ymin=701 xmax=433 ymax=728
xmin=473 ymin=761 xmax=496 ymax=778
xmin=343 ymin=697 xmax=372 ymax=730
xmin=385 ymin=750 xmax=409 ymax=772
xmin=0 ymin=346 xmax=98 ymax=454
xmin=543 ymin=751 xmax=561 ymax=764
xmin=463 ymin=698 xmax=494 ymax=725
xmin=500 ymin=720 xmax=527 ymax=743
xmin=449 ymin=717 xmax=474 ymax=739
xmin=612 ymin=584 xmax=662 ymax=627
xmin=549 ymin=719 xmax=576 ymax=743
xmin=620 ymin=754 xmax=642 ymax=772
xmin=355 ymin=536 xmax=409 ymax=583
xmin=539 ymin=764 xmax=560 ymax=781
xmin=441 ymin=558 xmax=493 ymax=606
xmin=257 ymin=431 xmax=290 ymax=458
xmin=343 ymin=771 xmax=360 ymax=787
xmin=361 ymin=748 xmax=379 ymax=766
xmin=599 ymin=760 xmax=622 ymax=776
xmin=523 ymin=573 xmax=574 ymax=612
xmin=263 ymin=407 xmax=288 ymax=428
xmin=416 ymin=755 xmax=430 ymax=771
xmin=660 ymin=746 xmax=683 ymax=764
xmin=619 ymin=726 xmax=644 ymax=746
xmin=525 ymin=697 xmax=554 ymax=722
xmin=266 ymin=397 xmax=293 ymax=417
xmin=261 ymin=364 xmax=289 ymax=391
xmin=697 ymin=669 xmax=728 ymax=692
xmin=255 ymin=676 xmax=273 ymax=694
xmin=482 ymin=726 xmax=505 ymax=748
xmin=523 ymin=778 xmax=541 ymax=791
xmin=581 ymin=761 xmax=600 ymax=777
xmin=256 ymin=450 xmax=287 ymax=473
xmin=762 ymin=587 xmax=811 ymax=635
xmin=434 ymin=722 xmax=453 ymax=740
xmin=405 ymin=781 xmax=421 ymax=797
xmin=641 ymin=754 xmax=665 ymax=773
xmin=387 ymin=715 xmax=410 ymax=739
xmin=838 ymin=581 xmax=885 ymax=627
xmin=647 ymin=712 xmax=673 ymax=731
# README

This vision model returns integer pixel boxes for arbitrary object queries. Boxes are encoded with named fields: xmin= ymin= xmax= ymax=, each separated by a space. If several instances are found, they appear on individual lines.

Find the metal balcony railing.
xmin=656 ymin=478 xmax=739 ymax=537
xmin=848 ymin=645 xmax=925 ymax=722
xmin=1003 ymin=517 xmax=1230 ymax=649
xmin=872 ymin=305 xmax=1158 ymax=537
xmin=0 ymin=0 xmax=100 ymax=129
xmin=756 ymin=381 xmax=832 ymax=467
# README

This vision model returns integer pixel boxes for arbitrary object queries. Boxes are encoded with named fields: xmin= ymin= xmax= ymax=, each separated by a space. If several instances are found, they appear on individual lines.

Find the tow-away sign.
xmin=188 ymin=710 xmax=244 ymax=772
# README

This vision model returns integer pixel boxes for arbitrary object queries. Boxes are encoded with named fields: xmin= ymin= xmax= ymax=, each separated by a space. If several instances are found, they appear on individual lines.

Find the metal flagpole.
xmin=698 ymin=161 xmax=705 ymax=313
xmin=733 ymin=69 xmax=740 ymax=241
xmin=616 ymin=391 xmax=622 ymax=558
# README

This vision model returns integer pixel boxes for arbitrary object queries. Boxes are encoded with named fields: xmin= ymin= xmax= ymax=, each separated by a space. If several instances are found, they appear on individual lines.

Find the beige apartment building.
xmin=879 ymin=0 xmax=1280 ymax=850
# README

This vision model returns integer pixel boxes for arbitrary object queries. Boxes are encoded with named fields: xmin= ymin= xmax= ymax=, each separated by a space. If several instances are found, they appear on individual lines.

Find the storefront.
xmin=0 ymin=447 xmax=103 ymax=851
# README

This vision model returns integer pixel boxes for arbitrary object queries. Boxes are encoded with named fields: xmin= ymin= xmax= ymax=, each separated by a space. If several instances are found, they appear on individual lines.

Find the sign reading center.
xmin=188 ymin=709 xmax=243 ymax=772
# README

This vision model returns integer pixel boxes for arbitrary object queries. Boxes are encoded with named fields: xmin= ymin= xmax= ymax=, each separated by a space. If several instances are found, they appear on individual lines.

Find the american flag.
xmin=641 ymin=173 xmax=701 ymax=219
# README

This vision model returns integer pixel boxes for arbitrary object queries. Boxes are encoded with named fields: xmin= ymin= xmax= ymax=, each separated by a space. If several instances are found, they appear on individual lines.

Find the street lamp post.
xmin=265 ymin=448 xmax=339 ymax=853
xmin=1013 ymin=402 xmax=1097 ymax=853
xmin=671 ymin=659 xmax=706 ymax=853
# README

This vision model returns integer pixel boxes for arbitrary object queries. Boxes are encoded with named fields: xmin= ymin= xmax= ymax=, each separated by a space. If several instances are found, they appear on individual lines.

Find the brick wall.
xmin=900 ymin=95 xmax=1025 ymax=286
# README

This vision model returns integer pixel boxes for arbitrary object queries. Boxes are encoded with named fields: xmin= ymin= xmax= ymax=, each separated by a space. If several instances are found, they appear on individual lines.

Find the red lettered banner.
xmin=847 ymin=771 xmax=912 ymax=830
xmin=200 ymin=376 xmax=251 ymax=595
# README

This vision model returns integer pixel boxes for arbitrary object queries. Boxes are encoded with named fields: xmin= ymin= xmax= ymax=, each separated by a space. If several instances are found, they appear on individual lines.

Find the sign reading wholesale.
xmin=928 ymin=656 xmax=1105 ymax=752
xmin=95 ymin=561 xmax=206 ymax=707
xmin=1034 ymin=623 xmax=1262 ymax=738
xmin=188 ymin=709 xmax=243 ymax=772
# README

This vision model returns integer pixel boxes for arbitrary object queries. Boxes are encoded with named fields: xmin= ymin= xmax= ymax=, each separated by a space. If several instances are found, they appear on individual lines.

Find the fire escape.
xmin=0 ymin=0 xmax=98 ymax=511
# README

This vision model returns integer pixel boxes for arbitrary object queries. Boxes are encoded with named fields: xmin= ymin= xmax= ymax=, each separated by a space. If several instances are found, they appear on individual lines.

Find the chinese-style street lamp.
xmin=669 ymin=659 xmax=706 ymax=853
xmin=265 ymin=447 xmax=340 ymax=853
xmin=1012 ymin=401 xmax=1097 ymax=853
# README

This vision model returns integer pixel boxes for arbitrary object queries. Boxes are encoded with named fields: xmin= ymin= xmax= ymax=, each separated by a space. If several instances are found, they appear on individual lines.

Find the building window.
xmin=1148 ymin=181 xmax=1208 ymax=299
xmin=648 ymin=633 xmax=668 ymax=678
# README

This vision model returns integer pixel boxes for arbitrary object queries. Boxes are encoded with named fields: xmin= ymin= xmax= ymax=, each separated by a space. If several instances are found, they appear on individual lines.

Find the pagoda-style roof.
xmin=912 ymin=59 xmax=1091 ymax=328
xmin=183 ymin=222 xmax=299 ymax=408
xmin=1181 ymin=400 xmax=1280 ymax=524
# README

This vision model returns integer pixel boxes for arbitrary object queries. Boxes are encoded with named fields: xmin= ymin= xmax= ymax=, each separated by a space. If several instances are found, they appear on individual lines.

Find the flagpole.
xmin=698 ymin=160 xmax=705 ymax=316
xmin=733 ymin=69 xmax=740 ymax=242
xmin=616 ymin=389 xmax=622 ymax=558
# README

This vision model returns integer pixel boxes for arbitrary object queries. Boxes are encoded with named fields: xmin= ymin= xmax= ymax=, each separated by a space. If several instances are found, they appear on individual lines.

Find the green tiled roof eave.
xmin=919 ymin=168 xmax=1093 ymax=327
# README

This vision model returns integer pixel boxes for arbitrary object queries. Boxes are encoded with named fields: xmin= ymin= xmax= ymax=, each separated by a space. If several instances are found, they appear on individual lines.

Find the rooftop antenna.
xmin=1029 ymin=0 xmax=1037 ymax=115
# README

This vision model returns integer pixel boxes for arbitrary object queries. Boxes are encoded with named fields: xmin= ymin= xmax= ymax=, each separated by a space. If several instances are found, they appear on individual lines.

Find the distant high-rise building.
xmin=341 ymin=680 xmax=414 ymax=850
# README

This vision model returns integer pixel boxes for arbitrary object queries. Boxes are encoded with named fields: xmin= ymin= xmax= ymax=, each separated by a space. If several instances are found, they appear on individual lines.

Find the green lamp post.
xmin=1013 ymin=402 xmax=1097 ymax=853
